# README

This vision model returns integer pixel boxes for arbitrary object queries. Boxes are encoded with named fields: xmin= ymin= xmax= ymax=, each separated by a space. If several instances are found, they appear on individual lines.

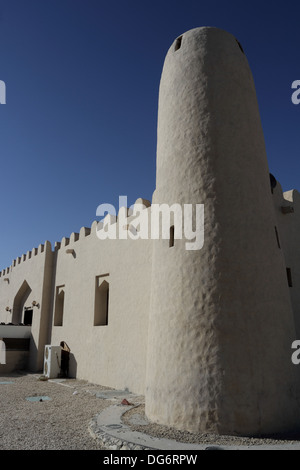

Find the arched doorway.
xmin=12 ymin=280 xmax=32 ymax=325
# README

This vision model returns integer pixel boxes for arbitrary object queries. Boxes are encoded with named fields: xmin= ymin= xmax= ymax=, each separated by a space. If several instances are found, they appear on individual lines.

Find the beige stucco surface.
xmin=145 ymin=27 xmax=300 ymax=436
xmin=0 ymin=242 xmax=53 ymax=371
xmin=49 ymin=216 xmax=152 ymax=395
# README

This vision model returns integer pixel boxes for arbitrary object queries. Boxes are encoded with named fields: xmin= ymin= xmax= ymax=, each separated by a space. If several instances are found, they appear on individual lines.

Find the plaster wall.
xmin=146 ymin=27 xmax=300 ymax=436
xmin=272 ymin=183 xmax=300 ymax=338
xmin=49 ymin=210 xmax=152 ymax=395
xmin=0 ymin=242 xmax=53 ymax=371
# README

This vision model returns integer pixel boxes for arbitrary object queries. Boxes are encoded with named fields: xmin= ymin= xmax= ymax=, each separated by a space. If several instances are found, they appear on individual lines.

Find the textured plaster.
xmin=145 ymin=27 xmax=300 ymax=436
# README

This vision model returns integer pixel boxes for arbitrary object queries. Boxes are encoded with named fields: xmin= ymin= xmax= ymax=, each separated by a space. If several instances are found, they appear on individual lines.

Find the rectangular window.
xmin=94 ymin=275 xmax=109 ymax=326
xmin=169 ymin=225 xmax=175 ymax=248
xmin=54 ymin=286 xmax=65 ymax=326
xmin=23 ymin=309 xmax=33 ymax=326
xmin=286 ymin=268 xmax=293 ymax=287
xmin=174 ymin=36 xmax=182 ymax=51
xmin=275 ymin=226 xmax=281 ymax=249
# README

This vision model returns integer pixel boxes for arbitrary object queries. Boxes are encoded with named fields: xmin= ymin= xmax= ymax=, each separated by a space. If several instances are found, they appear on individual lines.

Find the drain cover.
xmin=26 ymin=396 xmax=51 ymax=402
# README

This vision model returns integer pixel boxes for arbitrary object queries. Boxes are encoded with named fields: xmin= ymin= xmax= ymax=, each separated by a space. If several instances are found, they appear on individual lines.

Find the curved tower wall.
xmin=145 ymin=27 xmax=300 ymax=436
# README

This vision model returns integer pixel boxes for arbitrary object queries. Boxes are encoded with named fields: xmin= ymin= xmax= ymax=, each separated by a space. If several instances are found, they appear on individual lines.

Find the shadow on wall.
xmin=28 ymin=334 xmax=38 ymax=371
xmin=68 ymin=353 xmax=77 ymax=378
xmin=12 ymin=280 xmax=32 ymax=324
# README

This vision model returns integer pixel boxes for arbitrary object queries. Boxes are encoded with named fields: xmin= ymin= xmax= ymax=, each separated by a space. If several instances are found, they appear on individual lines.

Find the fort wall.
xmin=272 ymin=181 xmax=300 ymax=338
xmin=0 ymin=241 xmax=53 ymax=370
xmin=49 ymin=202 xmax=152 ymax=394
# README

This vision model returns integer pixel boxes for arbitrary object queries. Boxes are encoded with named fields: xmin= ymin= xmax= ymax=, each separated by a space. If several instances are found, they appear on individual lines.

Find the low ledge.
xmin=89 ymin=404 xmax=300 ymax=451
xmin=0 ymin=325 xmax=31 ymax=339
xmin=90 ymin=405 xmax=212 ymax=450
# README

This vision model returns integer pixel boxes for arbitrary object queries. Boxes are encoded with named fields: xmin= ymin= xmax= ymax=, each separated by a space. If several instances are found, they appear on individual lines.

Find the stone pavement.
xmin=88 ymin=402 xmax=300 ymax=451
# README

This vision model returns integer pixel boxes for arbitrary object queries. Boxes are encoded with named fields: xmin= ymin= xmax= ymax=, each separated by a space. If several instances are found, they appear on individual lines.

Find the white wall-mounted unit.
xmin=43 ymin=345 xmax=61 ymax=379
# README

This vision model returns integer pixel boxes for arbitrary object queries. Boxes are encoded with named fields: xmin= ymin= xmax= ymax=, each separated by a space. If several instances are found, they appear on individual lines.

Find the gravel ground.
xmin=0 ymin=371 xmax=110 ymax=450
xmin=1 ymin=371 xmax=300 ymax=450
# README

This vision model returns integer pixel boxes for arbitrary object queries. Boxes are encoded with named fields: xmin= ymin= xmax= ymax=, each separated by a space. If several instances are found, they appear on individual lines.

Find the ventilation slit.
xmin=286 ymin=268 xmax=293 ymax=287
xmin=169 ymin=225 xmax=175 ymax=247
xmin=275 ymin=226 xmax=281 ymax=249
xmin=174 ymin=36 xmax=182 ymax=51
xmin=236 ymin=39 xmax=244 ymax=54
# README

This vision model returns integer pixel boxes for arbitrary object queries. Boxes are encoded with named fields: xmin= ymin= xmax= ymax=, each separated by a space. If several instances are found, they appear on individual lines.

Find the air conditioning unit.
xmin=43 ymin=345 xmax=61 ymax=379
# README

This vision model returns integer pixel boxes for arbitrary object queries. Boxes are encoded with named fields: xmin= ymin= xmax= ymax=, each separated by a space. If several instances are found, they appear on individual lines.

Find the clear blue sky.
xmin=0 ymin=0 xmax=299 ymax=269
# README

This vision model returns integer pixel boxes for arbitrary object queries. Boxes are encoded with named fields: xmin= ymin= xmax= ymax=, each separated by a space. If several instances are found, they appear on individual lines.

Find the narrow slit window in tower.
xmin=275 ymin=226 xmax=281 ymax=249
xmin=169 ymin=225 xmax=175 ymax=247
xmin=174 ymin=36 xmax=182 ymax=51
xmin=236 ymin=39 xmax=244 ymax=54
xmin=286 ymin=268 xmax=293 ymax=287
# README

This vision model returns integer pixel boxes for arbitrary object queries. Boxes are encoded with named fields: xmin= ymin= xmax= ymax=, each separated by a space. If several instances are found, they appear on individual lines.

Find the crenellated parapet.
xmin=283 ymin=188 xmax=300 ymax=210
xmin=0 ymin=241 xmax=52 ymax=278
xmin=0 ymin=197 xmax=152 ymax=275
xmin=95 ymin=197 xmax=152 ymax=240
xmin=52 ymin=197 xmax=152 ymax=250
xmin=271 ymin=176 xmax=300 ymax=216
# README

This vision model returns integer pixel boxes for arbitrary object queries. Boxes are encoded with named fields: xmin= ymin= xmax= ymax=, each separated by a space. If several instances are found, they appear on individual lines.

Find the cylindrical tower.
xmin=145 ymin=27 xmax=300 ymax=436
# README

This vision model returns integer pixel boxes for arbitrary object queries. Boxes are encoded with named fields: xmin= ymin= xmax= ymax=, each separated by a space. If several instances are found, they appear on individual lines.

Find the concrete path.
xmin=89 ymin=404 xmax=300 ymax=451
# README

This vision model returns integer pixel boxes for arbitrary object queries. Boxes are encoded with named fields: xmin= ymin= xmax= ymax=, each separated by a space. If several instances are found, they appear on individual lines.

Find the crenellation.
xmin=44 ymin=240 xmax=52 ymax=252
xmin=70 ymin=232 xmax=79 ymax=243
xmin=90 ymin=220 xmax=99 ymax=234
xmin=118 ymin=206 xmax=132 ymax=219
xmin=104 ymin=214 xmax=117 ymax=225
xmin=60 ymin=237 xmax=70 ymax=247
xmin=79 ymin=226 xmax=91 ymax=238
xmin=38 ymin=244 xmax=44 ymax=254
xmin=284 ymin=189 xmax=300 ymax=209
xmin=133 ymin=198 xmax=151 ymax=209
xmin=0 ymin=242 xmax=54 ymax=275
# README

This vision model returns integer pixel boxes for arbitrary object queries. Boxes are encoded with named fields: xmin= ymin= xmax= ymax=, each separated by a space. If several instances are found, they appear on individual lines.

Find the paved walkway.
xmin=89 ymin=398 xmax=300 ymax=451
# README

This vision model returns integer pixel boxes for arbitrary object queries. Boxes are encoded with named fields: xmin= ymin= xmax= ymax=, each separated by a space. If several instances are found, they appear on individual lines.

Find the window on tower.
xmin=169 ymin=225 xmax=175 ymax=247
xmin=174 ymin=36 xmax=182 ymax=51
xmin=235 ymin=39 xmax=245 ymax=54
xmin=286 ymin=268 xmax=293 ymax=287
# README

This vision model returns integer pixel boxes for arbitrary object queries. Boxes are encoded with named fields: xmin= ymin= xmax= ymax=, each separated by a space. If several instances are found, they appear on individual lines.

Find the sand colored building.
xmin=1 ymin=27 xmax=300 ymax=437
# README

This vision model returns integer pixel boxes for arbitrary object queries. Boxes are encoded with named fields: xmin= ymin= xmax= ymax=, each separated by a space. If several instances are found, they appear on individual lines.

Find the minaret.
xmin=145 ymin=27 xmax=300 ymax=436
